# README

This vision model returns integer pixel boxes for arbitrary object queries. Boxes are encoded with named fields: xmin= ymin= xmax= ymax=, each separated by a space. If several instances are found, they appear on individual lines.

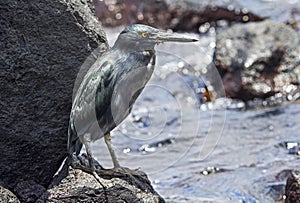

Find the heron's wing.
xmin=70 ymin=57 xmax=115 ymax=140
xmin=69 ymin=51 xmax=155 ymax=145
xmin=72 ymin=45 xmax=109 ymax=99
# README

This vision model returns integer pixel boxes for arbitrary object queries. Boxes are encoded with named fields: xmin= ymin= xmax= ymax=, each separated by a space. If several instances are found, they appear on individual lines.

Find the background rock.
xmin=213 ymin=20 xmax=300 ymax=104
xmin=0 ymin=0 xmax=107 ymax=201
xmin=93 ymin=0 xmax=264 ymax=32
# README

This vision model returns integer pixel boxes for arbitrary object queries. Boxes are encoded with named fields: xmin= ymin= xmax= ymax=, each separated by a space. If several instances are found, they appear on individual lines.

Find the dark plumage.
xmin=68 ymin=24 xmax=197 ymax=172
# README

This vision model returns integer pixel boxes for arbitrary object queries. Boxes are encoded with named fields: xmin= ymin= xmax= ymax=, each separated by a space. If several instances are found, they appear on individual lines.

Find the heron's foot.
xmin=68 ymin=154 xmax=106 ymax=188
xmin=69 ymin=153 xmax=104 ymax=170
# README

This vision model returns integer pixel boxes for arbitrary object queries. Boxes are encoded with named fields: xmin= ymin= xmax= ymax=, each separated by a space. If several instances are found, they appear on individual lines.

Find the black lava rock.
xmin=0 ymin=0 xmax=107 ymax=201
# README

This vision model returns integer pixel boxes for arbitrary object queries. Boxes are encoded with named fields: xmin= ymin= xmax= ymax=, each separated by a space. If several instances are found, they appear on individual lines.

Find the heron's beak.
xmin=152 ymin=31 xmax=198 ymax=43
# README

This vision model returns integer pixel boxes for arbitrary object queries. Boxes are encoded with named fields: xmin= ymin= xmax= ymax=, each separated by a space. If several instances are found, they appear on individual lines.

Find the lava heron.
xmin=68 ymin=24 xmax=197 ymax=180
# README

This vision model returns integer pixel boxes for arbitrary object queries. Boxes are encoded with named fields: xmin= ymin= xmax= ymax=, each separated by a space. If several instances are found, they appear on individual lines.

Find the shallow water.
xmin=89 ymin=1 xmax=300 ymax=202
xmin=91 ymin=98 xmax=300 ymax=202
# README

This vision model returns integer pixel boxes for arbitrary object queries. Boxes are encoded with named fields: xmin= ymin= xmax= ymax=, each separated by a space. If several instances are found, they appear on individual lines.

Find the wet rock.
xmin=214 ymin=20 xmax=300 ymax=104
xmin=285 ymin=170 xmax=300 ymax=203
xmin=264 ymin=170 xmax=293 ymax=202
xmin=267 ymin=183 xmax=286 ymax=202
xmin=197 ymin=166 xmax=231 ymax=176
xmin=277 ymin=142 xmax=300 ymax=155
xmin=138 ymin=138 xmax=175 ymax=153
xmin=94 ymin=0 xmax=264 ymax=32
xmin=149 ymin=138 xmax=175 ymax=148
xmin=249 ymin=107 xmax=285 ymax=119
xmin=0 ymin=0 xmax=107 ymax=201
xmin=258 ymin=169 xmax=296 ymax=201
xmin=0 ymin=186 xmax=20 ymax=203
xmin=287 ymin=144 xmax=300 ymax=155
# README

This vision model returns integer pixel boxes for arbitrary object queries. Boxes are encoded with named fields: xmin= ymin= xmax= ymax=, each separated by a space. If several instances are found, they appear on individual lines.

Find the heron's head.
xmin=113 ymin=24 xmax=198 ymax=51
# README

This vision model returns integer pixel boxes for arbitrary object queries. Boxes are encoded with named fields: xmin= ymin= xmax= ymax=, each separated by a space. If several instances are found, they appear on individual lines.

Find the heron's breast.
xmin=108 ymin=52 xmax=155 ymax=123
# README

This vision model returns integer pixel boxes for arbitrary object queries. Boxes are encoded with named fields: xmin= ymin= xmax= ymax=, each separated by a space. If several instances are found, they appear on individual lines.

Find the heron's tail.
xmin=67 ymin=118 xmax=82 ymax=156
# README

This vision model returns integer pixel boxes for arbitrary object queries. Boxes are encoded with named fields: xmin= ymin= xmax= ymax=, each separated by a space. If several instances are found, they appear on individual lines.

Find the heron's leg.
xmin=84 ymin=142 xmax=106 ymax=188
xmin=104 ymin=133 xmax=121 ymax=168
xmin=85 ymin=142 xmax=95 ymax=170
xmin=102 ymin=134 xmax=151 ymax=185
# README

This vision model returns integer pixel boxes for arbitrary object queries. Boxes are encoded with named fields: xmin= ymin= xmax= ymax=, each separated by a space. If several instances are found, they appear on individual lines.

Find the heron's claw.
xmin=69 ymin=155 xmax=149 ymax=189
xmin=68 ymin=154 xmax=107 ymax=188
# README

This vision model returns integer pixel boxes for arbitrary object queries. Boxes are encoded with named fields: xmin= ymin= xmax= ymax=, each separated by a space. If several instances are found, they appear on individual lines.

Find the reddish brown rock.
xmin=93 ymin=0 xmax=264 ymax=32
xmin=213 ymin=20 xmax=300 ymax=104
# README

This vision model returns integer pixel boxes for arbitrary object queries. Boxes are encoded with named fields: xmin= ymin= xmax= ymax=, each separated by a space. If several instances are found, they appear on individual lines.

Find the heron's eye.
xmin=141 ymin=32 xmax=148 ymax=38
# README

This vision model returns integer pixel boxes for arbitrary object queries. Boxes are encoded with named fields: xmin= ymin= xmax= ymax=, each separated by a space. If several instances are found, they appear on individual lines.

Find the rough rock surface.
xmin=37 ymin=165 xmax=165 ymax=203
xmin=0 ymin=186 xmax=20 ymax=203
xmin=213 ymin=20 xmax=300 ymax=104
xmin=0 ymin=0 xmax=107 ymax=201
xmin=285 ymin=170 xmax=300 ymax=203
